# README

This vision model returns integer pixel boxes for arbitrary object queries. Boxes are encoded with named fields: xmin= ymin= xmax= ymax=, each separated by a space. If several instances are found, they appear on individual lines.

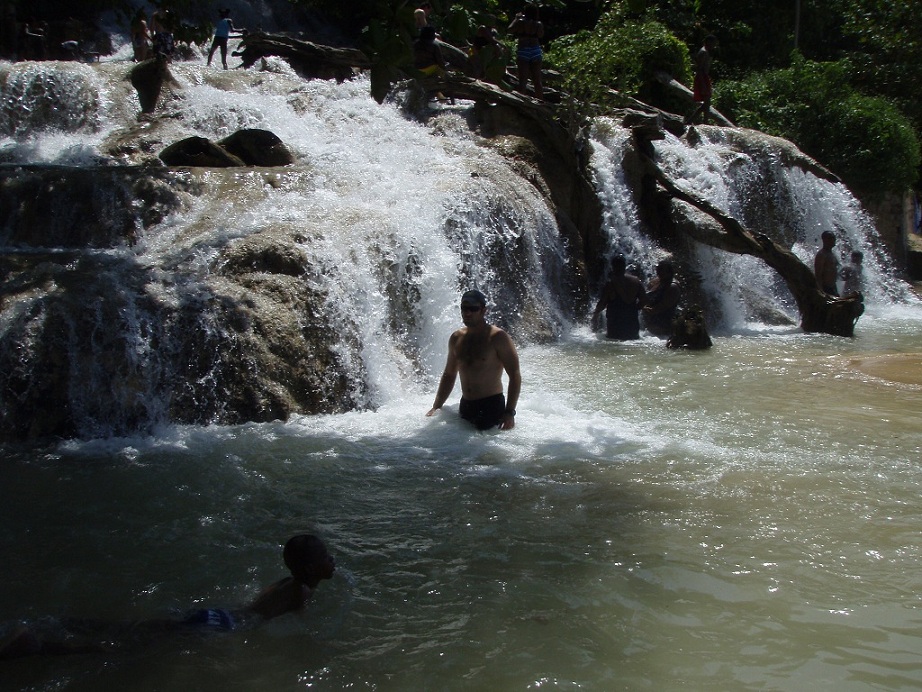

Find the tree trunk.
xmin=233 ymin=33 xmax=372 ymax=81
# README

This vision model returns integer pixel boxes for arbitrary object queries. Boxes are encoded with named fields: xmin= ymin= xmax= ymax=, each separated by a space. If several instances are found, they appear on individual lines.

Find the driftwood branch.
xmin=652 ymin=71 xmax=735 ymax=127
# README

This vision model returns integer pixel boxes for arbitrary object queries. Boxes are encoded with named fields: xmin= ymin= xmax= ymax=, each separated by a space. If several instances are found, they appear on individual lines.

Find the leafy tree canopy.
xmin=546 ymin=7 xmax=690 ymax=108
xmin=716 ymin=55 xmax=920 ymax=194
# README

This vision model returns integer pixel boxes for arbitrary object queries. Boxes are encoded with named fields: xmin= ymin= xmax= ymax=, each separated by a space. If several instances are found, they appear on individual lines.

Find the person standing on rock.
xmin=814 ymin=230 xmax=840 ymax=296
xmin=686 ymin=35 xmax=718 ymax=125
xmin=131 ymin=9 xmax=151 ymax=62
xmin=508 ymin=5 xmax=544 ymax=101
xmin=207 ymin=8 xmax=245 ymax=70
xmin=150 ymin=8 xmax=175 ymax=60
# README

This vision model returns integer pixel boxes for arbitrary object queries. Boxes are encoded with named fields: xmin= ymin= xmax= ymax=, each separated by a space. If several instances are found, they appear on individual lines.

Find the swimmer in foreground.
xmin=427 ymin=289 xmax=521 ymax=430
xmin=0 ymin=534 xmax=335 ymax=659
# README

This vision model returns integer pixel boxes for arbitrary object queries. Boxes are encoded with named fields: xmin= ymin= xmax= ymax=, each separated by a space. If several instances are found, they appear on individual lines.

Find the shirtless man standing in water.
xmin=426 ymin=290 xmax=521 ymax=430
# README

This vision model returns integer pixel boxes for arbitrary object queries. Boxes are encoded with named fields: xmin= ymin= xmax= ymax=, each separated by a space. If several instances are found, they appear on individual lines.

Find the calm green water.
xmin=1 ymin=309 xmax=921 ymax=691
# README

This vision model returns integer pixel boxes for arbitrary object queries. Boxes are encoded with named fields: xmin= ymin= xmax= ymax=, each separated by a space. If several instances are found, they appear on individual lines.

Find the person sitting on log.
xmin=840 ymin=250 xmax=864 ymax=297
xmin=467 ymin=25 xmax=508 ymax=85
xmin=413 ymin=25 xmax=445 ymax=77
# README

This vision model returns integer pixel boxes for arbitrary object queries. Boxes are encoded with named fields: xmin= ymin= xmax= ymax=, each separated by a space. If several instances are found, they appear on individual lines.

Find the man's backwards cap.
xmin=460 ymin=289 xmax=487 ymax=307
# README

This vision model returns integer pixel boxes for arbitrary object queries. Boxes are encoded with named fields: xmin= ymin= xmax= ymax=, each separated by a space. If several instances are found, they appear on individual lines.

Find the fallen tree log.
xmin=234 ymin=33 xmax=372 ymax=80
xmin=653 ymin=70 xmax=735 ymax=127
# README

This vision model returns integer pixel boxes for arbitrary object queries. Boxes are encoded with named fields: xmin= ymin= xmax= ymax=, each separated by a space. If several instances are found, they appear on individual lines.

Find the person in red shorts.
xmin=687 ymin=35 xmax=718 ymax=125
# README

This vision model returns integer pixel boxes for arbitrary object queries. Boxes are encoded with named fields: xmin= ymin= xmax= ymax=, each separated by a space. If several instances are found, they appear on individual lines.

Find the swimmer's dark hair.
xmin=419 ymin=25 xmax=437 ymax=41
xmin=283 ymin=534 xmax=328 ymax=571
xmin=610 ymin=253 xmax=627 ymax=273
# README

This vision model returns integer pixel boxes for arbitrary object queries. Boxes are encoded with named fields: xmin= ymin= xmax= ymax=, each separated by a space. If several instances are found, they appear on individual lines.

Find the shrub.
xmin=716 ymin=56 xmax=920 ymax=194
xmin=547 ymin=10 xmax=691 ymax=109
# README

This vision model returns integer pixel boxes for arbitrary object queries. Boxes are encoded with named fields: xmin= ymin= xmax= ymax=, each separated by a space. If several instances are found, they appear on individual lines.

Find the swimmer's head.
xmin=419 ymin=25 xmax=437 ymax=41
xmin=284 ymin=534 xmax=335 ymax=582
xmin=460 ymin=289 xmax=487 ymax=309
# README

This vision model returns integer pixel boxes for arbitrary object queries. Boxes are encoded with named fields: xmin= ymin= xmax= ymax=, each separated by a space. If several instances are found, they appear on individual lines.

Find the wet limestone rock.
xmin=218 ymin=129 xmax=295 ymax=167
xmin=159 ymin=136 xmax=246 ymax=167
xmin=129 ymin=57 xmax=172 ymax=114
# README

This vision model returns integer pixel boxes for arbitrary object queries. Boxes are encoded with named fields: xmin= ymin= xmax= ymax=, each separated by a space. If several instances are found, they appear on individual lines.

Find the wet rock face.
xmin=0 ymin=214 xmax=364 ymax=442
xmin=218 ymin=129 xmax=295 ymax=167
xmin=0 ymin=166 xmax=195 ymax=248
xmin=159 ymin=130 xmax=295 ymax=168
xmin=159 ymin=136 xmax=246 ymax=167
xmin=130 ymin=58 xmax=171 ymax=114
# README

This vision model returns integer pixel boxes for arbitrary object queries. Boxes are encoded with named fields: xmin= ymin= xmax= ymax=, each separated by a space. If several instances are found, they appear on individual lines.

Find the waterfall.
xmin=0 ymin=55 xmax=914 ymax=440
xmin=0 ymin=59 xmax=571 ymax=438
xmin=588 ymin=120 xmax=914 ymax=331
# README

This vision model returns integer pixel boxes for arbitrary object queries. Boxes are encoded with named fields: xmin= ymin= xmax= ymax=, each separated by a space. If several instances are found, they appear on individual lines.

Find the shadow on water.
xmin=0 ymin=411 xmax=667 ymax=690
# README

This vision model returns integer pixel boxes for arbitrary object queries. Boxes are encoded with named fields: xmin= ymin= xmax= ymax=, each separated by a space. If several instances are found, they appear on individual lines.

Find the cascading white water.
xmin=0 ymin=58 xmax=570 ymax=421
xmin=588 ymin=119 xmax=913 ymax=332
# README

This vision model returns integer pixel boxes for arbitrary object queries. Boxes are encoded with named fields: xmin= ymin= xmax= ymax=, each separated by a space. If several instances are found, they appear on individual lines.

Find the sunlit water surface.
xmin=2 ymin=308 xmax=921 ymax=691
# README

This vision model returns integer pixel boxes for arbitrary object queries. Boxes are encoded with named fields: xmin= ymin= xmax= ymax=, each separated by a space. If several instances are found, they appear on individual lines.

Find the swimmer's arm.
xmin=427 ymin=333 xmax=460 ymax=416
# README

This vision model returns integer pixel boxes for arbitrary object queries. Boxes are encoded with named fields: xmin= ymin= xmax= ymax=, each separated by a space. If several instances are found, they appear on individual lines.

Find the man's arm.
xmin=590 ymin=284 xmax=610 ymax=330
xmin=426 ymin=333 xmax=459 ymax=416
xmin=494 ymin=330 xmax=520 ymax=430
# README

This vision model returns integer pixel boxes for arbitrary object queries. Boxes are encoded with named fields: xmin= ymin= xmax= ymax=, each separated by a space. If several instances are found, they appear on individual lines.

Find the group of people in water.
xmin=590 ymin=255 xmax=683 ymax=341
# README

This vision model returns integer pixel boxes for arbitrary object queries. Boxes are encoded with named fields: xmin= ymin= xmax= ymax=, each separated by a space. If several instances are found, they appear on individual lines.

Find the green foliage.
xmin=361 ymin=2 xmax=416 ymax=103
xmin=716 ymin=56 xmax=920 ymax=194
xmin=839 ymin=0 xmax=922 ymax=133
xmin=546 ymin=9 xmax=690 ymax=108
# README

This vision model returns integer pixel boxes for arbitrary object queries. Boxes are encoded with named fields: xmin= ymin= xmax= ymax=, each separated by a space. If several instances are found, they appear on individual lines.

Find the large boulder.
xmin=218 ymin=129 xmax=295 ymax=167
xmin=159 ymin=136 xmax=246 ymax=167
xmin=130 ymin=57 xmax=172 ymax=114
